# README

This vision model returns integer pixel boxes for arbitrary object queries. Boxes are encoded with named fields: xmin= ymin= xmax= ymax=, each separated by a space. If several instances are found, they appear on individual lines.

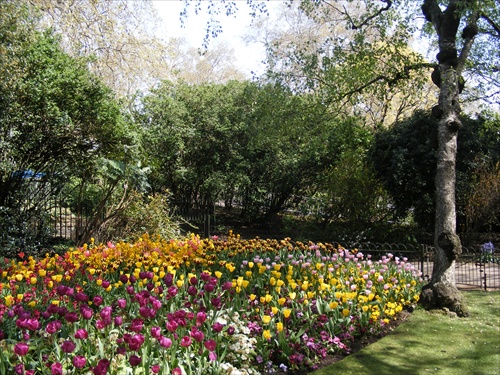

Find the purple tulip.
xmin=212 ymin=322 xmax=224 ymax=333
xmin=51 ymin=362 xmax=63 ymax=375
xmin=180 ymin=335 xmax=192 ymax=347
xmin=72 ymin=355 xmax=87 ymax=369
xmin=61 ymin=340 xmax=76 ymax=353
xmin=130 ymin=318 xmax=144 ymax=332
xmin=117 ymin=298 xmax=127 ymax=309
xmin=74 ymin=292 xmax=89 ymax=302
xmin=128 ymin=333 xmax=145 ymax=351
xmin=14 ymin=364 xmax=24 ymax=375
xmin=65 ymin=312 xmax=79 ymax=323
xmin=99 ymin=306 xmax=113 ymax=321
xmin=159 ymin=336 xmax=172 ymax=348
xmin=129 ymin=355 xmax=141 ymax=366
xmin=80 ymin=305 xmax=93 ymax=320
xmin=151 ymin=326 xmax=161 ymax=339
xmin=75 ymin=328 xmax=89 ymax=340
xmin=204 ymin=339 xmax=217 ymax=352
xmin=14 ymin=342 xmax=29 ymax=356
xmin=46 ymin=320 xmax=62 ymax=335
xmin=92 ymin=295 xmax=103 ymax=307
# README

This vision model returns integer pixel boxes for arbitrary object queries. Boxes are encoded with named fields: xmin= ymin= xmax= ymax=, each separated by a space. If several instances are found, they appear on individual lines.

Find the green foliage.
xmin=369 ymin=110 xmax=500 ymax=232
xmin=0 ymin=2 xmax=137 ymax=254
xmin=137 ymin=80 xmax=337 ymax=221
xmin=95 ymin=191 xmax=181 ymax=242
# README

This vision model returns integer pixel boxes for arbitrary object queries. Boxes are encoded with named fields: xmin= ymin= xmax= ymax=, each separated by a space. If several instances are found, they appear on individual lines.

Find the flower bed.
xmin=0 ymin=232 xmax=423 ymax=374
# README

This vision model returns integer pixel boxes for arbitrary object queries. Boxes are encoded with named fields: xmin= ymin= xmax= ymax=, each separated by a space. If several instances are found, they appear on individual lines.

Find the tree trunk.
xmin=419 ymin=0 xmax=472 ymax=317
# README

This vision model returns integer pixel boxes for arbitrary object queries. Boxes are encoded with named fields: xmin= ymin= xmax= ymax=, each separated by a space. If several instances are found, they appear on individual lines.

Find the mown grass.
xmin=312 ymin=291 xmax=500 ymax=375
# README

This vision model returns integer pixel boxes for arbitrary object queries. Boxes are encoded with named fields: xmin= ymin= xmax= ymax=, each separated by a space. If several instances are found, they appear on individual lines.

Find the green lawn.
xmin=312 ymin=291 xmax=500 ymax=375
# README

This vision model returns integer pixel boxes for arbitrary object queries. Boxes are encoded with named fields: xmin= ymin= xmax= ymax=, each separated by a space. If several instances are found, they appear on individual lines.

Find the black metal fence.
xmin=15 ymin=194 xmax=500 ymax=290
xmin=333 ymin=242 xmax=499 ymax=291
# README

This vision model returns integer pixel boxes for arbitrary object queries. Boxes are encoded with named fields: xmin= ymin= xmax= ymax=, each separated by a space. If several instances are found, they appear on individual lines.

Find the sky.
xmin=152 ymin=1 xmax=280 ymax=77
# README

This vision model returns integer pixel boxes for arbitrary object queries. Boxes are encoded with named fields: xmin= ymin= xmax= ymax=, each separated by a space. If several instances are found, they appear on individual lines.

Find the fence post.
xmin=204 ymin=209 xmax=210 ymax=238
xmin=420 ymin=244 xmax=425 ymax=276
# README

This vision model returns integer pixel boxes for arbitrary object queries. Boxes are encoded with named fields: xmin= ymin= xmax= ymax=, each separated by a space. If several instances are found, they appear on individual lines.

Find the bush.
xmin=95 ymin=191 xmax=181 ymax=242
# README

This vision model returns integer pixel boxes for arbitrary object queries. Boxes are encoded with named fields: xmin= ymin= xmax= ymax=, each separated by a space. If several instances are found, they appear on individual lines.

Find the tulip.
xmin=129 ymin=355 xmax=141 ymax=366
xmin=204 ymin=339 xmax=216 ymax=352
xmin=151 ymin=326 xmax=162 ymax=339
xmin=45 ymin=320 xmax=61 ymax=335
xmin=159 ymin=336 xmax=172 ymax=348
xmin=61 ymin=340 xmax=76 ymax=353
xmin=72 ymin=355 xmax=87 ymax=369
xmin=74 ymin=328 xmax=88 ymax=339
xmin=128 ymin=333 xmax=145 ymax=351
xmin=14 ymin=342 xmax=29 ymax=356
xmin=51 ymin=362 xmax=63 ymax=375
xmin=180 ymin=335 xmax=192 ymax=347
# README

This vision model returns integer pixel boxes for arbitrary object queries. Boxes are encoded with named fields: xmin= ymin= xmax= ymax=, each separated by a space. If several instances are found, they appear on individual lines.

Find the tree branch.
xmin=334 ymin=0 xmax=393 ymax=30
xmin=481 ymin=13 xmax=500 ymax=37
xmin=331 ymin=62 xmax=436 ymax=101
xmin=457 ymin=12 xmax=479 ymax=74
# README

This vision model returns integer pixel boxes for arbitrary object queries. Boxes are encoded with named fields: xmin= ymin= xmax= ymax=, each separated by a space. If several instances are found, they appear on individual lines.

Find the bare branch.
xmin=321 ymin=0 xmax=393 ymax=30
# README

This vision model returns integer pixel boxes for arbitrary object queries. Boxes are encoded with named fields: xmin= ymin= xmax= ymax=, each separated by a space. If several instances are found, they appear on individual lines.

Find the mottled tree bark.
xmin=419 ymin=0 xmax=479 ymax=317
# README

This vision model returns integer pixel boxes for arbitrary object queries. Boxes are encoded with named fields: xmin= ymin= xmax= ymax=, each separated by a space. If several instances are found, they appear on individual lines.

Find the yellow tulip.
xmin=262 ymin=315 xmax=272 ymax=324
xmin=263 ymin=330 xmax=272 ymax=340
xmin=283 ymin=309 xmax=292 ymax=319
xmin=271 ymin=306 xmax=278 ymax=315
xmin=4 ymin=295 xmax=14 ymax=307
xmin=276 ymin=322 xmax=284 ymax=332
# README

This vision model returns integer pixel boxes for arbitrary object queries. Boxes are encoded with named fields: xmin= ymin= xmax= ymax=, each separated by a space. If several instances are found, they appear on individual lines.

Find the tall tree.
xmin=182 ymin=0 xmax=499 ymax=316
xmin=419 ymin=0 xmax=498 ymax=315
xmin=27 ymin=0 xmax=171 ymax=98
xmin=0 ymin=1 xmax=135 ymax=254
